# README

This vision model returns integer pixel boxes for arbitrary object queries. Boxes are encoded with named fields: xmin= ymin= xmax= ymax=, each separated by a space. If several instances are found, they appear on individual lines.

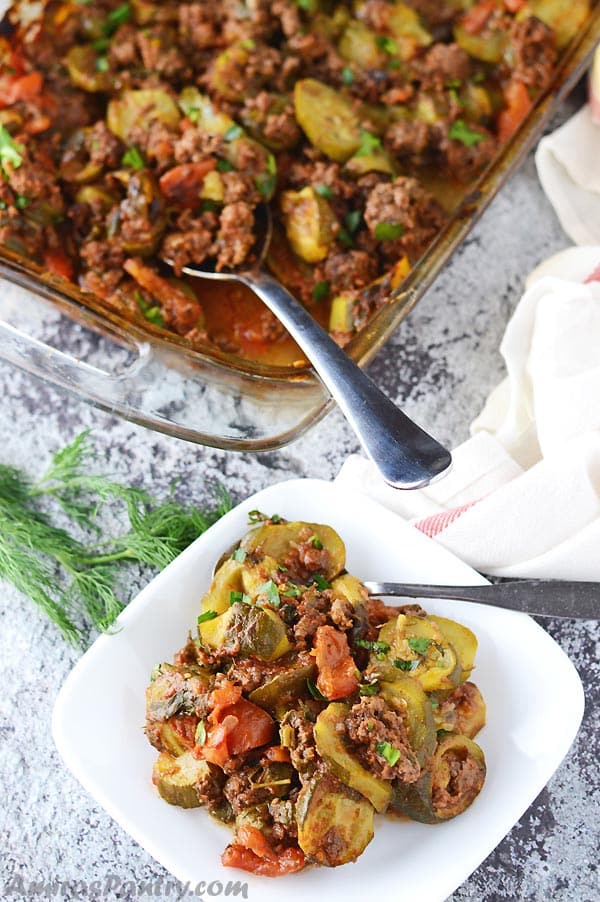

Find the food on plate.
xmin=145 ymin=514 xmax=487 ymax=875
xmin=0 ymin=1 xmax=588 ymax=361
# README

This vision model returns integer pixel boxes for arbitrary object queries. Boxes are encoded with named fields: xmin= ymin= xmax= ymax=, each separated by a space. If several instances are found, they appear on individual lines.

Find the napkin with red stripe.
xmin=336 ymin=247 xmax=600 ymax=579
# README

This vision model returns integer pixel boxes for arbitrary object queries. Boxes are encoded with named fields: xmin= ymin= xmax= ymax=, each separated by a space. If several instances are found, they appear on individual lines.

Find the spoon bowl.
xmin=162 ymin=205 xmax=452 ymax=490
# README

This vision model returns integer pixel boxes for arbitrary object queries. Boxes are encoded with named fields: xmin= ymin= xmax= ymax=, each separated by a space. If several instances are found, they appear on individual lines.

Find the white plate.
xmin=52 ymin=479 xmax=584 ymax=902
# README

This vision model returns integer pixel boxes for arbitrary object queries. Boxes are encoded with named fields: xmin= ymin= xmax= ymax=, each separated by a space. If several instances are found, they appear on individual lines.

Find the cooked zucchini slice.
xmin=107 ymin=89 xmax=181 ymax=142
xmin=200 ymin=558 xmax=246 ymax=615
xmin=429 ymin=615 xmax=477 ymax=682
xmin=432 ymin=681 xmax=486 ymax=739
xmin=296 ymin=772 xmax=375 ymax=866
xmin=519 ymin=0 xmax=590 ymax=49
xmin=377 ymin=615 xmax=461 ymax=692
xmin=153 ymin=750 xmax=213 ymax=808
xmin=280 ymin=187 xmax=339 ymax=263
xmin=294 ymin=79 xmax=362 ymax=162
xmin=249 ymin=659 xmax=317 ymax=714
xmin=380 ymin=677 xmax=436 ymax=766
xmin=391 ymin=734 xmax=486 ymax=823
xmin=314 ymin=703 xmax=391 ymax=812
xmin=199 ymin=601 xmax=291 ymax=661
xmin=241 ymin=521 xmax=346 ymax=578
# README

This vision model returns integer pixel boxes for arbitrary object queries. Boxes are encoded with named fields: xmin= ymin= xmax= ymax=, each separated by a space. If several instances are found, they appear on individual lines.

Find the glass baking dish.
xmin=0 ymin=1 xmax=598 ymax=451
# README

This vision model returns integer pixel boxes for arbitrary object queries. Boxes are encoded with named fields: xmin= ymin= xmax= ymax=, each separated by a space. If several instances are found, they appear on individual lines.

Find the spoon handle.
xmin=242 ymin=270 xmax=451 ymax=489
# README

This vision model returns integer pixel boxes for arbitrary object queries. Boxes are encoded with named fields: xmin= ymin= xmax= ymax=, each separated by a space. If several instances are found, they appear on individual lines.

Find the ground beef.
xmin=225 ymin=657 xmax=288 ymax=694
xmin=436 ymin=681 xmax=485 ymax=737
xmin=196 ymin=763 xmax=229 ymax=819
xmin=129 ymin=121 xmax=177 ymax=171
xmin=431 ymin=746 xmax=486 ymax=817
xmin=221 ymin=172 xmax=261 ymax=205
xmin=384 ymin=119 xmax=433 ymax=164
xmin=293 ymin=605 xmax=328 ymax=649
xmin=508 ymin=16 xmax=557 ymax=90
xmin=108 ymin=24 xmax=140 ymax=68
xmin=223 ymin=764 xmax=292 ymax=815
xmin=403 ymin=0 xmax=462 ymax=27
xmin=83 ymin=120 xmax=122 ymax=170
xmin=280 ymin=709 xmax=320 ymax=777
xmin=216 ymin=202 xmax=255 ymax=270
xmin=160 ymin=210 xmax=216 ymax=275
xmin=367 ymin=599 xmax=427 ymax=627
xmin=364 ymin=177 xmax=446 ymax=260
xmin=268 ymin=797 xmax=298 ymax=843
xmin=173 ymin=127 xmax=224 ymax=164
xmin=439 ymin=125 xmax=497 ymax=182
xmin=329 ymin=597 xmax=355 ymax=632
xmin=282 ymin=527 xmax=332 ymax=581
xmin=178 ymin=3 xmax=219 ymax=51
xmin=322 ymin=250 xmax=377 ymax=295
xmin=418 ymin=43 xmax=471 ymax=87
xmin=79 ymin=239 xmax=126 ymax=297
xmin=343 ymin=696 xmax=420 ymax=783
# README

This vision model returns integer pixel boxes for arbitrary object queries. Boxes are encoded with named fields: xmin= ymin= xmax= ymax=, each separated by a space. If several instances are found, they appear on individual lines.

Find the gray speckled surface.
xmin=1 ymin=96 xmax=599 ymax=902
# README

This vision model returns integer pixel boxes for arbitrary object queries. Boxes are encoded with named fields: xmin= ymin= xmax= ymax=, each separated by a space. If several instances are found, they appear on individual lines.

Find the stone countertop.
xmin=1 ymin=103 xmax=598 ymax=902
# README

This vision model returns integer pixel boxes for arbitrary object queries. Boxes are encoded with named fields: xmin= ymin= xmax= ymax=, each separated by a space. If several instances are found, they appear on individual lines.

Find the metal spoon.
xmin=162 ymin=205 xmax=451 ymax=490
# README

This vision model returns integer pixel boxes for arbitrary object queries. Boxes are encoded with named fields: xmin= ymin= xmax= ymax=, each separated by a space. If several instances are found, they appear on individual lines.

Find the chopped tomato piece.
xmin=314 ymin=625 xmax=359 ymax=700
xmin=222 ymin=842 xmax=305 ymax=876
xmin=44 ymin=248 xmax=74 ymax=282
xmin=496 ymin=80 xmax=532 ymax=142
xmin=0 ymin=71 xmax=43 ymax=107
xmin=159 ymin=160 xmax=216 ymax=208
xmin=503 ymin=0 xmax=525 ymax=10
xmin=237 ymin=825 xmax=278 ymax=861
xmin=199 ymin=680 xmax=275 ymax=766
xmin=459 ymin=0 xmax=497 ymax=35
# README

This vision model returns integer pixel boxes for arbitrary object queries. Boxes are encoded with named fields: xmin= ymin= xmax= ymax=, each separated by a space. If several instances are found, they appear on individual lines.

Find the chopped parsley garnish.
xmin=229 ymin=591 xmax=252 ymax=606
xmin=448 ymin=119 xmax=485 ymax=147
xmin=224 ymin=124 xmax=244 ymax=142
xmin=344 ymin=210 xmax=362 ymax=234
xmin=195 ymin=721 xmax=207 ymax=745
xmin=309 ymin=534 xmax=324 ymax=549
xmin=121 ymin=145 xmax=145 ymax=171
xmin=355 ymin=638 xmax=390 ymax=655
xmin=248 ymin=509 xmax=266 ymax=523
xmin=311 ymin=281 xmax=329 ymax=302
xmin=445 ymin=78 xmax=463 ymax=89
xmin=256 ymin=173 xmax=277 ymax=198
xmin=186 ymin=107 xmax=201 ymax=125
xmin=355 ymin=129 xmax=382 ymax=158
xmin=197 ymin=609 xmax=218 ymax=624
xmin=0 ymin=125 xmax=24 ymax=173
xmin=95 ymin=56 xmax=110 ymax=72
xmin=306 ymin=678 xmax=327 ymax=700
xmin=105 ymin=2 xmax=131 ymax=32
xmin=216 ymin=158 xmax=236 ymax=172
xmin=374 ymin=221 xmax=404 ymax=242
xmin=359 ymin=682 xmax=379 ymax=696
xmin=337 ymin=228 xmax=354 ymax=248
xmin=92 ymin=37 xmax=110 ymax=53
xmin=15 ymin=195 xmax=30 ymax=210
xmin=311 ymin=574 xmax=330 ymax=591
xmin=295 ymin=0 xmax=314 ymax=10
xmin=315 ymin=183 xmax=334 ymax=199
xmin=240 ymin=38 xmax=256 ymax=50
xmin=0 ymin=199 xmax=6 ymax=210
xmin=342 ymin=66 xmax=354 ymax=86
xmin=257 ymin=580 xmax=280 ymax=608
xmin=408 ymin=636 xmax=432 ymax=655
xmin=266 ymin=153 xmax=277 ymax=175
xmin=375 ymin=35 xmax=399 ymax=55
xmin=282 ymin=583 xmax=302 ymax=598
xmin=231 ymin=547 xmax=247 ymax=563
xmin=430 ymin=698 xmax=439 ymax=711
xmin=376 ymin=741 xmax=401 ymax=767
xmin=135 ymin=291 xmax=164 ymax=328
xmin=393 ymin=658 xmax=418 ymax=672
xmin=150 ymin=663 xmax=162 ymax=681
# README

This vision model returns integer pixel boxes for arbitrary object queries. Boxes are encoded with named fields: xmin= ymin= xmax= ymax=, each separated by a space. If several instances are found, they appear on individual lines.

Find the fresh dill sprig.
xmin=0 ymin=433 xmax=232 ymax=645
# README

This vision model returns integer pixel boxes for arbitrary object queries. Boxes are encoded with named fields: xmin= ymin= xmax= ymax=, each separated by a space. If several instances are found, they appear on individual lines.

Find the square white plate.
xmin=52 ymin=479 xmax=584 ymax=902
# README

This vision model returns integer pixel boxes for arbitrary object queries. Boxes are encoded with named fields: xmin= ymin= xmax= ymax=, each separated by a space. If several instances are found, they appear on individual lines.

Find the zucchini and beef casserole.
xmin=145 ymin=516 xmax=488 ymax=876
xmin=0 ymin=1 xmax=589 ymax=362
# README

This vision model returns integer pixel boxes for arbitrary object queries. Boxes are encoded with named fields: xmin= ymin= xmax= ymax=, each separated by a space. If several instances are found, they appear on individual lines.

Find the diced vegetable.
xmin=199 ymin=601 xmax=291 ymax=661
xmin=241 ymin=520 xmax=346 ymax=578
xmin=294 ymin=79 xmax=362 ymax=162
xmin=496 ymin=80 xmax=532 ymax=142
xmin=314 ymin=702 xmax=391 ymax=812
xmin=328 ymin=295 xmax=355 ymax=333
xmin=107 ymin=89 xmax=181 ymax=142
xmin=201 ymin=688 xmax=276 ymax=766
xmin=391 ymin=734 xmax=486 ymax=822
xmin=178 ymin=87 xmax=235 ymax=135
xmin=65 ymin=45 xmax=112 ymax=93
xmin=296 ymin=772 xmax=375 ymax=865
xmin=280 ymin=186 xmax=339 ymax=263
xmin=249 ymin=659 xmax=317 ymax=715
xmin=338 ymin=21 xmax=387 ymax=69
xmin=314 ymin=625 xmax=359 ymax=700
xmin=152 ymin=750 xmax=214 ymax=808
xmin=159 ymin=161 xmax=217 ymax=208
xmin=211 ymin=45 xmax=252 ymax=101
xmin=520 ymin=0 xmax=590 ymax=48
xmin=386 ymin=2 xmax=433 ymax=59
xmin=376 ymin=615 xmax=462 ymax=692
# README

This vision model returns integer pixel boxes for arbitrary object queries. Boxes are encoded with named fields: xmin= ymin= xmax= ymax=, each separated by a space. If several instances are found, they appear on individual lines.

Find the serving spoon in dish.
xmin=162 ymin=205 xmax=451 ymax=490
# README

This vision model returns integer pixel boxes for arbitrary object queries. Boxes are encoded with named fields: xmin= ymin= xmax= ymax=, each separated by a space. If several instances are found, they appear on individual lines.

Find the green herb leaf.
xmin=135 ymin=291 xmax=164 ymax=327
xmin=342 ymin=66 xmax=354 ymax=86
xmin=448 ymin=119 xmax=485 ymax=147
xmin=105 ymin=2 xmax=131 ymax=33
xmin=92 ymin=37 xmax=110 ymax=52
xmin=224 ymin=124 xmax=244 ymax=142
xmin=150 ymin=663 xmax=162 ymax=681
xmin=15 ymin=195 xmax=30 ymax=210
xmin=393 ymin=658 xmax=417 ymax=672
xmin=197 ymin=609 xmax=218 ymax=624
xmin=344 ymin=210 xmax=361 ymax=234
xmin=232 ymin=547 xmax=247 ymax=563
xmin=0 ymin=124 xmax=24 ymax=172
xmin=376 ymin=740 xmax=401 ymax=766
xmin=216 ymin=158 xmax=236 ymax=172
xmin=95 ymin=56 xmax=110 ymax=72
xmin=430 ymin=698 xmax=439 ymax=711
xmin=282 ymin=583 xmax=302 ymax=598
xmin=311 ymin=281 xmax=330 ymax=302
xmin=309 ymin=534 xmax=324 ymax=549
xmin=315 ymin=183 xmax=334 ymax=199
xmin=408 ymin=636 xmax=432 ymax=655
xmin=307 ymin=678 xmax=327 ymax=700
xmin=266 ymin=153 xmax=277 ymax=175
xmin=445 ymin=78 xmax=463 ymax=89
xmin=356 ymin=638 xmax=390 ymax=655
xmin=186 ymin=107 xmax=201 ymax=125
xmin=195 ymin=721 xmax=207 ymax=745
xmin=257 ymin=579 xmax=281 ymax=609
xmin=337 ymin=228 xmax=354 ymax=248
xmin=374 ymin=221 xmax=403 ymax=241
xmin=359 ymin=682 xmax=379 ymax=696
xmin=121 ymin=146 xmax=145 ymax=171
xmin=240 ymin=38 xmax=256 ymax=50
xmin=229 ymin=590 xmax=252 ymax=606
xmin=355 ymin=129 xmax=382 ymax=158
xmin=311 ymin=574 xmax=330 ymax=591
xmin=256 ymin=173 xmax=277 ymax=198
xmin=375 ymin=35 xmax=398 ymax=55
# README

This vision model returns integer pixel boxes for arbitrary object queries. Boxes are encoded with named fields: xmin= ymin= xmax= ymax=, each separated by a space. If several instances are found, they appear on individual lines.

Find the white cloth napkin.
xmin=336 ymin=247 xmax=600 ymax=579
xmin=535 ymin=100 xmax=600 ymax=246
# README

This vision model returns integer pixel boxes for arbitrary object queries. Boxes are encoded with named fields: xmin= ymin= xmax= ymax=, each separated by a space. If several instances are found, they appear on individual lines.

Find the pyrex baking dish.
xmin=0 ymin=1 xmax=598 ymax=451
